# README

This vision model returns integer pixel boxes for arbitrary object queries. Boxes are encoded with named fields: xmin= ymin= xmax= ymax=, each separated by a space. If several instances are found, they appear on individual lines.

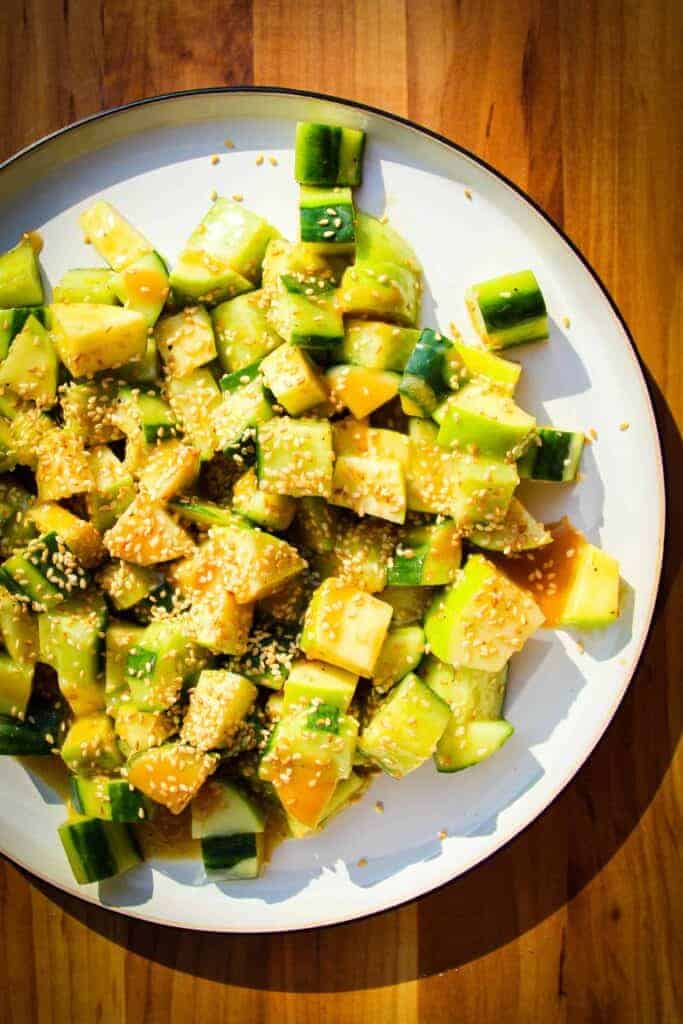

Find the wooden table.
xmin=1 ymin=1 xmax=681 ymax=1021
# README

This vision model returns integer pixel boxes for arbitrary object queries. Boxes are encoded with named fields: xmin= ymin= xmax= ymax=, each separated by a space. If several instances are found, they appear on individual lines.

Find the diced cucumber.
xmin=0 ymin=652 xmax=34 ymax=717
xmin=125 ymin=618 xmax=204 ymax=711
xmin=256 ymin=416 xmax=334 ymax=498
xmin=0 ymin=531 xmax=89 ymax=612
xmin=111 ymin=250 xmax=169 ymax=327
xmin=58 ymin=815 xmax=141 ymax=884
xmin=166 ymin=368 xmax=221 ymax=458
xmin=399 ymin=329 xmax=462 ymax=416
xmin=377 ymin=586 xmax=434 ymax=626
xmin=326 ymin=365 xmax=400 ymax=418
xmin=98 ymin=560 xmax=166 ymax=612
xmin=438 ymin=718 xmax=514 ymax=771
xmin=70 ymin=775 xmax=152 ymax=822
xmin=339 ymin=213 xmax=422 ymax=326
xmin=49 ymin=302 xmax=148 ymax=377
xmin=232 ymin=466 xmax=297 ymax=530
xmin=262 ymin=239 xmax=344 ymax=351
xmin=468 ymin=497 xmax=551 ymax=553
xmin=0 ymin=314 xmax=58 ymax=407
xmin=212 ymin=375 xmax=274 ymax=452
xmin=79 ymin=200 xmax=153 ymax=271
xmin=437 ymin=380 xmax=536 ymax=460
xmin=53 ymin=268 xmax=118 ymax=305
xmin=113 ymin=703 xmax=176 ymax=757
xmin=387 ymin=520 xmax=462 ymax=586
xmin=61 ymin=712 xmax=122 ymax=774
xmin=103 ymin=496 xmax=194 ymax=566
xmin=155 ymin=305 xmax=217 ymax=378
xmin=330 ymin=453 xmax=406 ymax=524
xmin=169 ymin=198 xmax=278 ymax=305
xmin=181 ymin=669 xmax=257 ymax=751
xmin=313 ymin=516 xmax=394 ymax=593
xmin=211 ymin=290 xmax=283 ymax=373
xmin=299 ymin=185 xmax=355 ymax=251
xmin=0 ymin=589 xmax=38 ymax=665
xmin=61 ymin=380 xmax=122 ymax=446
xmin=137 ymin=439 xmax=200 ymax=503
xmin=423 ymin=655 xmax=509 ymax=721
xmin=105 ymin=619 xmax=145 ymax=711
xmin=301 ymin=578 xmax=392 ymax=676
xmin=358 ymin=673 xmax=450 ymax=778
xmin=201 ymin=833 xmax=263 ymax=880
xmin=0 ymin=714 xmax=56 ymax=755
xmin=466 ymin=269 xmax=548 ymax=350
xmin=260 ymin=705 xmax=358 ymax=827
xmin=116 ymin=334 xmax=160 ymax=384
xmin=371 ymin=625 xmax=425 ymax=690
xmin=283 ymin=659 xmax=358 ymax=713
xmin=35 ymin=427 xmax=94 ymax=503
xmin=0 ymin=306 xmax=46 ymax=363
xmin=168 ymin=498 xmax=239 ymax=530
xmin=116 ymin=384 xmax=178 ymax=447
xmin=332 ymin=417 xmax=409 ymax=466
xmin=424 ymin=555 xmax=545 ymax=672
xmin=192 ymin=778 xmax=265 ymax=838
xmin=517 ymin=427 xmax=584 ymax=482
xmin=294 ymin=496 xmax=337 ymax=554
xmin=0 ymin=237 xmax=44 ymax=307
xmin=295 ymin=122 xmax=366 ymax=187
xmin=30 ymin=503 xmax=104 ymax=570
xmin=127 ymin=742 xmax=218 ymax=815
xmin=180 ymin=524 xmax=305 ymax=604
xmin=260 ymin=342 xmax=327 ymax=415
xmin=452 ymin=339 xmax=521 ymax=394
xmin=340 ymin=319 xmax=419 ymax=371
xmin=86 ymin=447 xmax=136 ymax=532
xmin=45 ymin=592 xmax=107 ymax=716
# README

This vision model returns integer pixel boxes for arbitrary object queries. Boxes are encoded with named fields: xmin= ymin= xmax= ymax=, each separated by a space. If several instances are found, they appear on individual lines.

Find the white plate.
xmin=0 ymin=88 xmax=665 ymax=932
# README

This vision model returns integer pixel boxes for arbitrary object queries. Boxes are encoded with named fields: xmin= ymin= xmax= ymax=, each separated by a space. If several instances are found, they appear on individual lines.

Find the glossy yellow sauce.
xmin=491 ymin=517 xmax=586 ymax=626
xmin=137 ymin=807 xmax=200 ymax=860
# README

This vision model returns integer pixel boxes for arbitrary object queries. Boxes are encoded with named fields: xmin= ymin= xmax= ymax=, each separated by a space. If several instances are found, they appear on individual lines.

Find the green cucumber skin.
xmin=0 ymin=307 xmax=47 ymax=359
xmin=70 ymin=777 xmax=150 ymax=822
xmin=59 ymin=818 xmax=117 ymax=884
xmin=219 ymin=360 xmax=262 ymax=393
xmin=474 ymin=270 xmax=547 ymax=331
xmin=300 ymin=205 xmax=355 ymax=245
xmin=399 ymin=329 xmax=453 ymax=414
xmin=201 ymin=833 xmax=258 ymax=875
xmin=295 ymin=124 xmax=365 ymax=187
xmin=387 ymin=550 xmax=428 ymax=587
xmin=0 ymin=716 xmax=52 ymax=755
xmin=519 ymin=428 xmax=584 ymax=482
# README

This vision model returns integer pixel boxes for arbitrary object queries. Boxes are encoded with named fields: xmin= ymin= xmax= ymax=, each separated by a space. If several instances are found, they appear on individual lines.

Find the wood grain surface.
xmin=0 ymin=1 xmax=681 ymax=1021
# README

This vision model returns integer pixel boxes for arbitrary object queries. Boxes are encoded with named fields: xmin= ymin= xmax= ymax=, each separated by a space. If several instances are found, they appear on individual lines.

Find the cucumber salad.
xmin=0 ymin=120 xmax=621 ymax=886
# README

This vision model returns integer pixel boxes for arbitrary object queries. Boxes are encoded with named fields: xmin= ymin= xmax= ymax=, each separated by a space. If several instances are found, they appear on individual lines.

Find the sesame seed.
xmin=255 ymin=154 xmax=264 ymax=166
xmin=619 ymin=421 xmax=630 ymax=431
xmin=210 ymin=155 xmax=220 ymax=165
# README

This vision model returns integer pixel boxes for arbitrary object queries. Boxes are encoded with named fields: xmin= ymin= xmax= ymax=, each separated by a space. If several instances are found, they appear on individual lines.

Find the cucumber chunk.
xmin=103 ymin=496 xmax=194 ymax=566
xmin=340 ymin=319 xmax=419 ymax=372
xmin=200 ymin=833 xmax=262 ymax=880
xmin=125 ymin=618 xmax=205 ymax=711
xmin=358 ymin=673 xmax=450 ymax=778
xmin=0 ymin=237 xmax=44 ymax=307
xmin=53 ymin=268 xmax=118 ymax=305
xmin=70 ymin=775 xmax=152 ymax=822
xmin=387 ymin=520 xmax=462 ymax=586
xmin=339 ymin=213 xmax=422 ymax=327
xmin=169 ymin=198 xmax=278 ymax=305
xmin=371 ymin=625 xmax=425 ymax=690
xmin=0 ymin=652 xmax=34 ymax=717
xmin=155 ymin=305 xmax=217 ymax=378
xmin=466 ymin=269 xmax=548 ymax=350
xmin=0 ymin=588 xmax=39 ymax=665
xmin=262 ymin=239 xmax=344 ymax=351
xmin=111 ymin=250 xmax=169 ymax=327
xmin=0 ymin=314 xmax=58 ymax=408
xmin=211 ymin=290 xmax=282 ymax=373
xmin=86 ymin=447 xmax=136 ymax=532
xmin=166 ymin=368 xmax=221 ymax=458
xmin=225 ymin=617 xmax=300 ymax=690
xmin=295 ymin=122 xmax=366 ymax=187
xmin=61 ymin=712 xmax=122 ymax=774
xmin=517 ymin=427 xmax=584 ymax=482
xmin=260 ymin=342 xmax=327 ymax=416
xmin=437 ymin=379 xmax=536 ymax=460
xmin=0 ymin=306 xmax=47 ymax=361
xmin=299 ymin=185 xmax=355 ymax=251
xmin=180 ymin=669 xmax=257 ymax=751
xmin=301 ymin=578 xmax=393 ymax=676
xmin=313 ymin=515 xmax=395 ymax=593
xmin=79 ymin=200 xmax=153 ymax=271
xmin=232 ymin=466 xmax=297 ymax=531
xmin=256 ymin=416 xmax=334 ymax=498
xmin=424 ymin=555 xmax=545 ymax=672
xmin=30 ymin=502 xmax=105 ymax=569
xmin=58 ymin=815 xmax=141 ymax=884
xmin=468 ymin=497 xmax=551 ymax=553
xmin=399 ymin=329 xmax=461 ymax=416
xmin=191 ymin=778 xmax=265 ymax=838
xmin=283 ymin=660 xmax=358 ymax=713
xmin=49 ymin=302 xmax=148 ymax=377
xmin=127 ymin=742 xmax=218 ymax=815
xmin=330 ymin=453 xmax=407 ymax=524
xmin=0 ymin=532 xmax=89 ymax=612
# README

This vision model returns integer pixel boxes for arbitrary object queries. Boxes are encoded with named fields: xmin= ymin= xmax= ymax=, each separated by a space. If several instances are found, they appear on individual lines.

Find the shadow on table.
xmin=18 ymin=372 xmax=681 ymax=992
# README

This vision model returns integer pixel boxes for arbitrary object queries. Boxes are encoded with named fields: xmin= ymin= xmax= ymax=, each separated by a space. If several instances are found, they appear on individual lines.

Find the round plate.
xmin=0 ymin=88 xmax=664 ymax=932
